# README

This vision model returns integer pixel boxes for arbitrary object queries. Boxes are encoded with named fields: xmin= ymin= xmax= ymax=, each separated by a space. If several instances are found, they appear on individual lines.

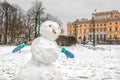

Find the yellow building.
xmin=67 ymin=10 xmax=120 ymax=44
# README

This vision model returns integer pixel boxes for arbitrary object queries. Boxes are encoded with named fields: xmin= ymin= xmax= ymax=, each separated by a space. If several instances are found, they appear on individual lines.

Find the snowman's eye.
xmin=49 ymin=25 xmax=51 ymax=27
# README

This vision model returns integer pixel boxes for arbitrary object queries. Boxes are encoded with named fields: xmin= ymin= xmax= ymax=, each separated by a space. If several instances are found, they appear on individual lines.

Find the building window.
xmin=97 ymin=28 xmax=99 ymax=32
xmin=115 ymin=27 xmax=118 ymax=31
xmin=110 ymin=27 xmax=112 ymax=32
xmin=104 ymin=27 xmax=106 ymax=32
xmin=84 ymin=24 xmax=86 ymax=27
xmin=97 ymin=35 xmax=99 ymax=41
xmin=110 ymin=35 xmax=111 ymax=39
xmin=89 ymin=28 xmax=91 ymax=32
xmin=89 ymin=29 xmax=91 ymax=32
xmin=110 ymin=22 xmax=112 ymax=25
xmin=104 ymin=24 xmax=106 ymax=26
xmin=79 ymin=37 xmax=81 ymax=39
xmin=90 ymin=28 xmax=93 ymax=32
xmin=115 ymin=16 xmax=118 ymax=18
xmin=97 ymin=24 xmax=99 ymax=26
xmin=100 ymin=28 xmax=102 ymax=32
xmin=89 ymin=35 xmax=92 ymax=40
xmin=76 ymin=26 xmax=78 ymax=28
xmin=100 ymin=35 xmax=102 ymax=40
xmin=89 ymin=25 xmax=91 ymax=27
xmin=70 ymin=30 xmax=71 ymax=34
xmin=104 ymin=35 xmax=106 ymax=41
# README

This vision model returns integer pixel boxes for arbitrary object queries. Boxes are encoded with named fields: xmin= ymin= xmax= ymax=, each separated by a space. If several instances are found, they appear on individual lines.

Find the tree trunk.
xmin=34 ymin=12 xmax=38 ymax=38
xmin=4 ymin=9 xmax=8 ymax=45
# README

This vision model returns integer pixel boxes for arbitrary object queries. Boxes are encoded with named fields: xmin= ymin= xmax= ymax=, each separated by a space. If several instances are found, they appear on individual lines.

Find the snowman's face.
xmin=40 ymin=21 xmax=61 ymax=41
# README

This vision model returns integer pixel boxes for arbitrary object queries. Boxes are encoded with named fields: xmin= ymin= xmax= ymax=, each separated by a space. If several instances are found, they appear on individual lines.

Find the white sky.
xmin=1 ymin=0 xmax=120 ymax=26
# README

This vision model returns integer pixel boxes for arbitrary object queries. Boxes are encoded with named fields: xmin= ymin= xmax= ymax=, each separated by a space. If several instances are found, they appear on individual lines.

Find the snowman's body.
xmin=16 ymin=21 xmax=62 ymax=80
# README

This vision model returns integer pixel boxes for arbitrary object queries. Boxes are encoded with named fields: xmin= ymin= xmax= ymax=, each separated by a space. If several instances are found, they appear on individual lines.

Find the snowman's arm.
xmin=61 ymin=48 xmax=75 ymax=59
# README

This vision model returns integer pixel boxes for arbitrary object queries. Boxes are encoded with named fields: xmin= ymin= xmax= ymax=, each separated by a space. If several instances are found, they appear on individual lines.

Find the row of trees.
xmin=0 ymin=0 xmax=62 ymax=45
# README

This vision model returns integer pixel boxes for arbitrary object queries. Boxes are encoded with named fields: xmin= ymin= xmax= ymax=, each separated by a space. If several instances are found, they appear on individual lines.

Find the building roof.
xmin=67 ymin=10 xmax=120 ymax=26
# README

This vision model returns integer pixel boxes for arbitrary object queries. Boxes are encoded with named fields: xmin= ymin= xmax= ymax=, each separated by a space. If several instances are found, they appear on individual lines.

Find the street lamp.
xmin=74 ymin=20 xmax=77 ymax=38
xmin=37 ymin=10 xmax=40 ymax=37
xmin=83 ymin=26 xmax=86 ymax=45
xmin=92 ymin=14 xmax=95 ymax=46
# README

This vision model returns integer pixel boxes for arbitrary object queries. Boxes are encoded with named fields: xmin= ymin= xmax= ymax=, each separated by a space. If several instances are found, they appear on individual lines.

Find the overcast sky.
xmin=2 ymin=0 xmax=120 ymax=26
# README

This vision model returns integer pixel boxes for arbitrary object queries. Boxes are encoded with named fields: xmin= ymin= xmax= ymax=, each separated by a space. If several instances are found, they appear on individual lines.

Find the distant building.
xmin=67 ymin=10 xmax=120 ymax=44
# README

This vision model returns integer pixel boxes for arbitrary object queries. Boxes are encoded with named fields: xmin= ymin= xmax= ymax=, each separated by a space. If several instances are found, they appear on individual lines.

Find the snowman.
xmin=16 ymin=21 xmax=63 ymax=80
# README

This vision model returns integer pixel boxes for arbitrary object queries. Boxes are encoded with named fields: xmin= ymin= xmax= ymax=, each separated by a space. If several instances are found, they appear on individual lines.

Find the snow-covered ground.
xmin=0 ymin=44 xmax=120 ymax=80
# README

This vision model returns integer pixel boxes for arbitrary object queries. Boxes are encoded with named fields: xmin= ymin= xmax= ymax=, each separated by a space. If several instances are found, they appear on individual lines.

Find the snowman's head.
xmin=40 ymin=21 xmax=61 ymax=41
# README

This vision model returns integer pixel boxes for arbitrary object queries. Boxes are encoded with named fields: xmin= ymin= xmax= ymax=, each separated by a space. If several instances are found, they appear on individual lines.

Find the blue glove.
xmin=61 ymin=48 xmax=75 ymax=59
xmin=12 ymin=43 xmax=25 ymax=53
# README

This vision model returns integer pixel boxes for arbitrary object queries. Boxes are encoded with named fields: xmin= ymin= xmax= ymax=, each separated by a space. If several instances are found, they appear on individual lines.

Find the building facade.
xmin=67 ymin=10 xmax=120 ymax=44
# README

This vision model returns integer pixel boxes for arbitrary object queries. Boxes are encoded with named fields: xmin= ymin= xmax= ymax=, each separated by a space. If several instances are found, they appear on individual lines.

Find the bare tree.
xmin=25 ymin=13 xmax=35 ymax=43
xmin=0 ymin=1 xmax=27 ymax=45
xmin=46 ymin=13 xmax=62 ymax=26
xmin=0 ymin=2 xmax=4 ymax=43
xmin=0 ymin=0 xmax=63 ymax=45
xmin=0 ymin=1 xmax=16 ymax=45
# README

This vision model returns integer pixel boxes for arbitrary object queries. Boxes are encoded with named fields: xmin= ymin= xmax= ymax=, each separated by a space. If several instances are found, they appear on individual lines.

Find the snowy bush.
xmin=55 ymin=35 xmax=77 ymax=46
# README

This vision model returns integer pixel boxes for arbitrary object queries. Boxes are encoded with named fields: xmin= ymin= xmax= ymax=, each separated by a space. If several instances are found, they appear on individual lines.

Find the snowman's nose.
xmin=52 ymin=29 xmax=56 ymax=34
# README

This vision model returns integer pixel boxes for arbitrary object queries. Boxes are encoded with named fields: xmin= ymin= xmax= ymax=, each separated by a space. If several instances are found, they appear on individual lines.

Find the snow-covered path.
xmin=56 ymin=45 xmax=120 ymax=80
xmin=0 ymin=46 xmax=31 ymax=80
xmin=0 ymin=45 xmax=120 ymax=80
